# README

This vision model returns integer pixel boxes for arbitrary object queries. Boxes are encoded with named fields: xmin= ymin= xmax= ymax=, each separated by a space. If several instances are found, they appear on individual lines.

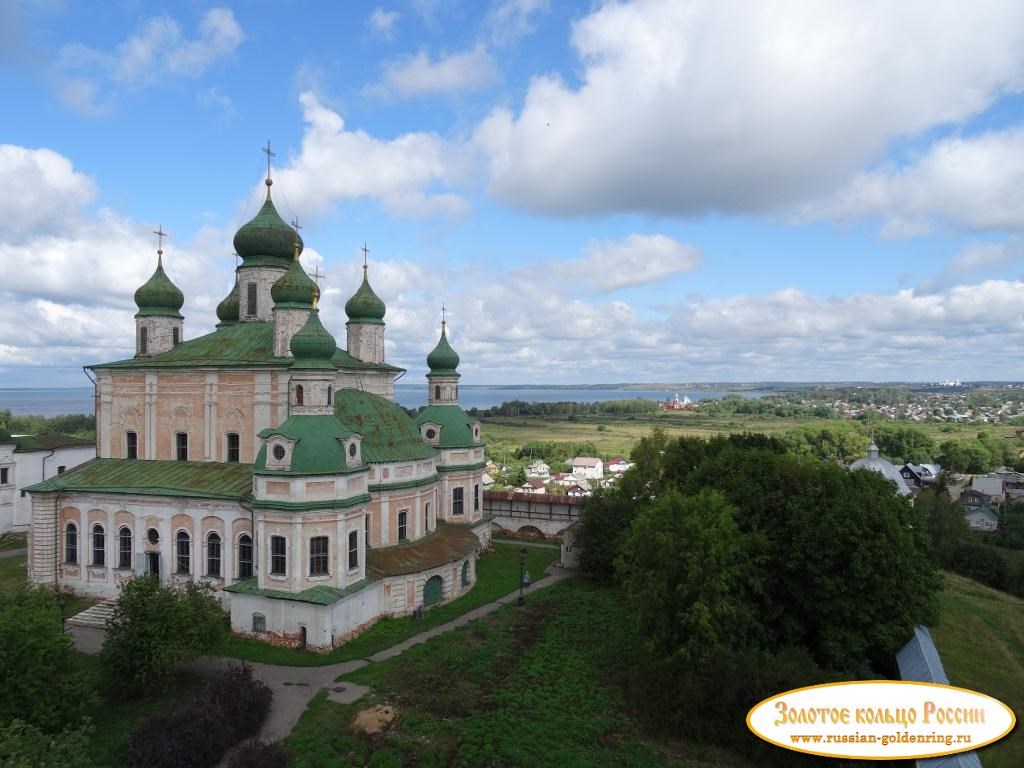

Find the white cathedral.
xmin=26 ymin=170 xmax=489 ymax=650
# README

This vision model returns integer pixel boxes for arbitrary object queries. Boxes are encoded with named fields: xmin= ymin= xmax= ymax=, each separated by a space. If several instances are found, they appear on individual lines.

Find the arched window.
xmin=348 ymin=530 xmax=358 ymax=570
xmin=65 ymin=522 xmax=78 ymax=564
xmin=118 ymin=526 xmax=132 ymax=569
xmin=398 ymin=510 xmax=408 ymax=541
xmin=176 ymin=530 xmax=190 ymax=574
xmin=140 ymin=326 xmax=148 ymax=354
xmin=474 ymin=483 xmax=480 ymax=512
xmin=226 ymin=433 xmax=240 ymax=462
xmin=295 ymin=384 xmax=304 ymax=406
xmin=126 ymin=431 xmax=138 ymax=459
xmin=434 ymin=385 xmax=440 ymax=401
xmin=91 ymin=524 xmax=105 ymax=567
xmin=172 ymin=327 xmax=180 ymax=345
xmin=206 ymin=532 xmax=221 ymax=577
xmin=462 ymin=560 xmax=470 ymax=586
xmin=238 ymin=534 xmax=253 ymax=579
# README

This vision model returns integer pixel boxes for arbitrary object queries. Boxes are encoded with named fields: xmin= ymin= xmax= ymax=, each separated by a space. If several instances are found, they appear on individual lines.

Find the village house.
xmin=606 ymin=457 xmax=632 ymax=474
xmin=898 ymin=462 xmax=941 ymax=489
xmin=569 ymin=456 xmax=603 ymax=480
xmin=525 ymin=460 xmax=551 ymax=479
xmin=0 ymin=433 xmax=95 ymax=533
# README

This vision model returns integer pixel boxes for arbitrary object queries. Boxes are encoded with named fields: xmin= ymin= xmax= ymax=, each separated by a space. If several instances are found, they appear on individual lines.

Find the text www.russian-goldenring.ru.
xmin=790 ymin=732 xmax=973 ymax=747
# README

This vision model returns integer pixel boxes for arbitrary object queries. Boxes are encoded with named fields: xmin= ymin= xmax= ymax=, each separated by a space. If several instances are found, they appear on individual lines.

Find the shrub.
xmin=951 ymin=543 xmax=1008 ymax=590
xmin=0 ymin=719 xmax=95 ymax=768
xmin=227 ymin=740 xmax=288 ymax=768
xmin=130 ymin=663 xmax=272 ymax=768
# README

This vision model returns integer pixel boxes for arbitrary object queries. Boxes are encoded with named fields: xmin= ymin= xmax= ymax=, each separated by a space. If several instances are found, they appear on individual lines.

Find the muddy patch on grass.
xmin=352 ymin=704 xmax=397 ymax=734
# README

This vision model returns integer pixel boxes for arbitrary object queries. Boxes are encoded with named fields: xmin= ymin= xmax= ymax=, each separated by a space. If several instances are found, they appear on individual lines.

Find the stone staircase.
xmin=67 ymin=599 xmax=117 ymax=629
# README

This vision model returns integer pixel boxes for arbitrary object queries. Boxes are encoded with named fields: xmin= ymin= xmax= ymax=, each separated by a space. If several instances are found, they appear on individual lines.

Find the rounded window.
xmin=425 ymin=428 xmax=437 ymax=440
xmin=272 ymin=445 xmax=286 ymax=461
xmin=147 ymin=528 xmax=159 ymax=545
xmin=348 ymin=443 xmax=357 ymax=458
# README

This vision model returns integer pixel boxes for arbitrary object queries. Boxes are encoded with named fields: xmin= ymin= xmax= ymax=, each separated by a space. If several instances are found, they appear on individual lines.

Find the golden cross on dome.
xmin=361 ymin=242 xmax=370 ymax=268
xmin=153 ymin=225 xmax=167 ymax=264
xmin=441 ymin=302 xmax=447 ymax=326
xmin=262 ymin=141 xmax=275 ymax=198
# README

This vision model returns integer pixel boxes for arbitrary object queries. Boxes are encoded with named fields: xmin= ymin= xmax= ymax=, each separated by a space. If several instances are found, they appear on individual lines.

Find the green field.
xmin=931 ymin=572 xmax=1024 ymax=768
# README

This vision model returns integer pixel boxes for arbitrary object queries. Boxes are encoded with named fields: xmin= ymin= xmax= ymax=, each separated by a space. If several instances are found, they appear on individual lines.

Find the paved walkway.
xmin=70 ymin=562 xmax=577 ymax=749
xmin=0 ymin=547 xmax=27 ymax=560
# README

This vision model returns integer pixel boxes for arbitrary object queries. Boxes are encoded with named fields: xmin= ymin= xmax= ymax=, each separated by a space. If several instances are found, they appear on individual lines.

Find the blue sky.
xmin=3 ymin=0 xmax=1024 ymax=387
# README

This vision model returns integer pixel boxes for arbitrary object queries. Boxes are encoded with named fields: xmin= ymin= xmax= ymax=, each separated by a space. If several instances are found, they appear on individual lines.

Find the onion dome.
xmin=216 ymin=280 xmax=239 ymax=325
xmin=134 ymin=256 xmax=184 ymax=318
xmin=233 ymin=180 xmax=302 ymax=269
xmin=427 ymin=321 xmax=460 ymax=376
xmin=345 ymin=266 xmax=386 ymax=324
xmin=271 ymin=252 xmax=317 ymax=307
xmin=290 ymin=309 xmax=336 ymax=368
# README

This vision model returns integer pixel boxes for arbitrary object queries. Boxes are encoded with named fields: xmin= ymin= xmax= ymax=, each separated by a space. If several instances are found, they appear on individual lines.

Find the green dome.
xmin=271 ymin=257 xmax=317 ymax=307
xmin=334 ymin=389 xmax=436 ymax=463
xmin=233 ymin=187 xmax=302 ymax=268
xmin=426 ymin=323 xmax=460 ymax=376
xmin=255 ymin=415 xmax=360 ymax=475
xmin=290 ymin=310 xmax=336 ymax=368
xmin=216 ymin=280 xmax=239 ymax=325
xmin=415 ymin=404 xmax=480 ymax=448
xmin=345 ymin=267 xmax=386 ymax=324
xmin=134 ymin=257 xmax=184 ymax=318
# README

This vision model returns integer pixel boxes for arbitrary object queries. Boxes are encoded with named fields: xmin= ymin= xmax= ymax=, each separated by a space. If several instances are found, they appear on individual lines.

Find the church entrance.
xmin=146 ymin=552 xmax=160 ymax=580
xmin=423 ymin=575 xmax=443 ymax=607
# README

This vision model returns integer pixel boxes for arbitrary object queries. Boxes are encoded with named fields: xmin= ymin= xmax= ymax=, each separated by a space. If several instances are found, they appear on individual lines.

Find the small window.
xmin=295 ymin=384 xmax=304 ymax=406
xmin=252 ymin=613 xmax=266 ymax=633
xmin=226 ymin=433 xmax=240 ymax=463
xmin=176 ymin=530 xmax=190 ymax=574
xmin=238 ymin=534 xmax=253 ymax=579
xmin=327 ymin=386 xmax=333 ymax=405
xmin=65 ymin=522 xmax=78 ymax=564
xmin=147 ymin=527 xmax=159 ymax=545
xmin=140 ymin=326 xmax=148 ymax=354
xmin=175 ymin=432 xmax=188 ymax=461
xmin=272 ymin=444 xmax=286 ymax=461
xmin=270 ymin=535 xmax=286 ymax=575
xmin=398 ymin=511 xmax=408 ymax=541
xmin=126 ymin=431 xmax=138 ymax=459
xmin=474 ymin=483 xmax=480 ymax=512
xmin=453 ymin=487 xmax=464 ymax=516
xmin=348 ymin=530 xmax=358 ymax=570
xmin=434 ymin=385 xmax=440 ymax=400
xmin=0 ymin=467 xmax=9 ymax=485
xmin=92 ymin=524 xmax=105 ymax=567
xmin=364 ymin=515 xmax=370 ymax=549
xmin=348 ymin=442 xmax=357 ymax=458
xmin=425 ymin=428 xmax=436 ymax=440
xmin=207 ymin=532 xmax=222 ymax=577
xmin=247 ymin=282 xmax=257 ymax=317
xmin=172 ymin=327 xmax=180 ymax=345
xmin=118 ymin=526 xmax=132 ymax=569
xmin=309 ymin=536 xmax=328 ymax=576
xmin=462 ymin=560 xmax=469 ymax=586
xmin=57 ymin=465 xmax=66 ymax=475
xmin=425 ymin=502 xmax=430 ymax=533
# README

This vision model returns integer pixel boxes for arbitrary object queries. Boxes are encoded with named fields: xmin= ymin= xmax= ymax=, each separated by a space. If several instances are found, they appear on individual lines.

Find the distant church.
xmin=26 ymin=163 xmax=488 ymax=650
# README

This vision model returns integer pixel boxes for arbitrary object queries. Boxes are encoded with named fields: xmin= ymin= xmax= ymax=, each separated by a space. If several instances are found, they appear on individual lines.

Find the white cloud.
xmin=55 ymin=8 xmax=243 ymax=114
xmin=374 ymin=45 xmax=496 ymax=98
xmin=567 ymin=234 xmax=700 ymax=291
xmin=487 ymin=0 xmax=550 ymax=45
xmin=474 ymin=0 xmax=1024 ymax=218
xmin=803 ymin=127 xmax=1024 ymax=236
xmin=269 ymin=91 xmax=468 ymax=219
xmin=368 ymin=8 xmax=401 ymax=40
xmin=0 ymin=145 xmax=98 ymax=239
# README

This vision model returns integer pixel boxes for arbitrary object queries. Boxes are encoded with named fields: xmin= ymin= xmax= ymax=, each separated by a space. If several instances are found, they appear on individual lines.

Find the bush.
xmin=951 ymin=543 xmax=1008 ymax=590
xmin=0 ymin=720 xmax=95 ymax=768
xmin=227 ymin=740 xmax=288 ymax=768
xmin=130 ymin=663 xmax=272 ymax=768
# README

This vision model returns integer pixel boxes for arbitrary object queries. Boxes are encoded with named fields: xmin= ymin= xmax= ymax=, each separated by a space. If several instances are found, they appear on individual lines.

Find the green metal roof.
xmin=271 ymin=257 xmax=317 ymax=307
xmin=216 ymin=281 xmax=239 ymax=326
xmin=134 ymin=258 xmax=184 ymax=318
xmin=345 ymin=267 xmax=386 ymax=324
xmin=92 ymin=322 xmax=401 ymax=372
xmin=25 ymin=458 xmax=253 ymax=499
xmin=334 ymin=389 xmax=436 ymax=463
xmin=290 ymin=310 xmax=336 ymax=369
xmin=12 ymin=434 xmax=94 ymax=452
xmin=366 ymin=521 xmax=478 ymax=578
xmin=233 ymin=190 xmax=302 ymax=269
xmin=255 ymin=415 xmax=362 ymax=475
xmin=426 ymin=322 xmax=460 ymax=376
xmin=415 ymin=405 xmax=480 ymax=448
xmin=224 ymin=576 xmax=372 ymax=605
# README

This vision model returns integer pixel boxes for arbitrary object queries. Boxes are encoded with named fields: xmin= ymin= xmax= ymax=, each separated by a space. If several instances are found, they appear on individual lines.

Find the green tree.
xmin=101 ymin=576 xmax=226 ymax=695
xmin=616 ymin=489 xmax=757 ymax=663
xmin=576 ymin=488 xmax=640 ymax=580
xmin=782 ymin=422 xmax=867 ymax=462
xmin=916 ymin=488 xmax=969 ymax=566
xmin=873 ymin=425 xmax=937 ymax=464
xmin=0 ymin=588 xmax=93 ymax=732
xmin=0 ymin=721 xmax=95 ymax=768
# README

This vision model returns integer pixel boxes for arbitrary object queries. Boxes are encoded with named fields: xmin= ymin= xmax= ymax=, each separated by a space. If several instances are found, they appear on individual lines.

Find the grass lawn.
xmin=288 ymin=579 xmax=741 ymax=768
xmin=221 ymin=542 xmax=559 ymax=667
xmin=0 ymin=553 xmax=96 ymax=616
xmin=0 ymin=531 xmax=27 ymax=551
xmin=931 ymin=572 xmax=1024 ymax=768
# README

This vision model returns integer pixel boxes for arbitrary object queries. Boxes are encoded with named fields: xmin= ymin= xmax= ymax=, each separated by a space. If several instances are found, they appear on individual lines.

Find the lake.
xmin=0 ymin=386 xmax=763 ymax=417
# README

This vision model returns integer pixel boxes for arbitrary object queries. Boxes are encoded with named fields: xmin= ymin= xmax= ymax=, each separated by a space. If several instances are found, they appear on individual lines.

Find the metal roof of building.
xmin=25 ymin=457 xmax=253 ymax=500
xmin=414 ymin=404 xmax=480 ymax=448
xmin=8 ymin=434 xmax=94 ymax=452
xmin=224 ymin=576 xmax=372 ymax=605
xmin=366 ymin=520 xmax=479 ymax=578
xmin=334 ymin=389 xmax=436 ymax=463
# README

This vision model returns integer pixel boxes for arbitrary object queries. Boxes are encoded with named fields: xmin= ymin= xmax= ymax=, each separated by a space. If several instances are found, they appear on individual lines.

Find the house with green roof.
xmin=25 ymin=163 xmax=489 ymax=651
xmin=0 ymin=431 xmax=94 ymax=533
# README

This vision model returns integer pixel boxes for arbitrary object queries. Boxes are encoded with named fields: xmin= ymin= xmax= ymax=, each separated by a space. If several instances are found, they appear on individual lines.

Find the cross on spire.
xmin=309 ymin=265 xmax=326 ymax=286
xmin=441 ymin=302 xmax=447 ymax=326
xmin=262 ymin=140 xmax=275 ymax=198
xmin=361 ymin=242 xmax=370 ymax=269
xmin=154 ymin=226 xmax=167 ymax=264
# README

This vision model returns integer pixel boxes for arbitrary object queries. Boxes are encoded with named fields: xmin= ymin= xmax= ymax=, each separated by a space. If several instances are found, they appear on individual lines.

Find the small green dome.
xmin=216 ymin=280 xmax=239 ymax=325
xmin=290 ymin=309 xmax=336 ymax=368
xmin=134 ymin=257 xmax=184 ymax=317
xmin=271 ymin=257 xmax=317 ymax=307
xmin=233 ymin=186 xmax=302 ymax=268
xmin=345 ymin=267 xmax=386 ymax=324
xmin=427 ymin=322 xmax=460 ymax=375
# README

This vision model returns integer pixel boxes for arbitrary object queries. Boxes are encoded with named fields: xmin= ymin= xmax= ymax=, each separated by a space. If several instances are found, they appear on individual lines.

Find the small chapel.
xmin=26 ymin=164 xmax=489 ymax=651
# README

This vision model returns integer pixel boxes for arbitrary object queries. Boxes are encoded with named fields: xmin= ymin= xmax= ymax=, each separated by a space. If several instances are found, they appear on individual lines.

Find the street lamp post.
xmin=57 ymin=591 xmax=67 ymax=634
xmin=518 ymin=547 xmax=527 ymax=606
